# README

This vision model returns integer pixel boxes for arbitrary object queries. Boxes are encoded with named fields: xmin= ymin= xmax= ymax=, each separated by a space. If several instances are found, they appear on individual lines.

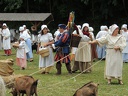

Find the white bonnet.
xmin=109 ymin=24 xmax=119 ymax=35
xmin=104 ymin=26 xmax=108 ymax=30
xmin=41 ymin=25 xmax=48 ymax=30
xmin=23 ymin=25 xmax=26 ymax=28
xmin=89 ymin=27 xmax=94 ymax=32
xmin=100 ymin=25 xmax=108 ymax=31
xmin=19 ymin=26 xmax=24 ymax=31
xmin=121 ymin=24 xmax=127 ymax=29
xmin=82 ymin=23 xmax=89 ymax=31
xmin=3 ymin=23 xmax=7 ymax=26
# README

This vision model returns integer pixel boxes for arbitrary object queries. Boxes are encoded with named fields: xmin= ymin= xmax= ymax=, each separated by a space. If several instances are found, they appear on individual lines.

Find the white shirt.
xmin=20 ymin=30 xmax=31 ymax=40
xmin=2 ymin=28 xmax=11 ymax=49
xmin=16 ymin=41 xmax=26 ymax=58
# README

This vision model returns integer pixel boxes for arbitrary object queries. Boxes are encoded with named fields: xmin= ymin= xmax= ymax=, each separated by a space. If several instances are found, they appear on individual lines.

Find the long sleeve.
xmin=18 ymin=41 xmax=25 ymax=49
xmin=96 ymin=31 xmax=101 ymax=39
xmin=118 ymin=36 xmax=126 ymax=51
xmin=54 ymin=32 xmax=70 ymax=47
xmin=78 ymin=28 xmax=90 ymax=41
xmin=2 ymin=29 xmax=10 ymax=38
xmin=96 ymin=35 xmax=108 ymax=47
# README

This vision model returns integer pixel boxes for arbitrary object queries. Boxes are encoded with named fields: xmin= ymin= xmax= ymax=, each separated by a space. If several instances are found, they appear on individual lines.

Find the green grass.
xmin=0 ymin=48 xmax=128 ymax=96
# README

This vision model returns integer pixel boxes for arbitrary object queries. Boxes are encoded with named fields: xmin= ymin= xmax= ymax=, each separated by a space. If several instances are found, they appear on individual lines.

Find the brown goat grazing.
xmin=11 ymin=75 xmax=38 ymax=96
xmin=73 ymin=81 xmax=99 ymax=96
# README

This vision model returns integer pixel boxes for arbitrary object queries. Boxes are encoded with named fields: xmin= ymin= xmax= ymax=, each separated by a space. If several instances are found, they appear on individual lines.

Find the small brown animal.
xmin=11 ymin=75 xmax=38 ymax=96
xmin=73 ymin=81 xmax=99 ymax=96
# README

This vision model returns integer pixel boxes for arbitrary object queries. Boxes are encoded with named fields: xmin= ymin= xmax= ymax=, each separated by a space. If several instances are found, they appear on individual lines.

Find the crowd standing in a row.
xmin=0 ymin=23 xmax=127 ymax=85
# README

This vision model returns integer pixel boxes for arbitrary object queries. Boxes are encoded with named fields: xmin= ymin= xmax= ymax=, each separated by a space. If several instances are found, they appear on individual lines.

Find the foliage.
xmin=4 ymin=0 xmax=23 ymax=12
xmin=1 ymin=0 xmax=128 ymax=33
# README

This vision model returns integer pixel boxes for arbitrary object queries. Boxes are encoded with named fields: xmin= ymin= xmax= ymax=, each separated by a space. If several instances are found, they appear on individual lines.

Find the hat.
xmin=19 ymin=26 xmax=24 ymax=31
xmin=58 ymin=24 xmax=66 ymax=29
xmin=82 ymin=23 xmax=89 ymax=31
xmin=100 ymin=26 xmax=108 ymax=31
xmin=23 ymin=25 xmax=26 ymax=28
xmin=41 ymin=25 xmax=48 ymax=30
xmin=2 ymin=23 xmax=7 ymax=26
xmin=121 ymin=24 xmax=127 ymax=29
xmin=109 ymin=24 xmax=119 ymax=35
xmin=89 ymin=27 xmax=94 ymax=32
xmin=104 ymin=26 xmax=108 ymax=30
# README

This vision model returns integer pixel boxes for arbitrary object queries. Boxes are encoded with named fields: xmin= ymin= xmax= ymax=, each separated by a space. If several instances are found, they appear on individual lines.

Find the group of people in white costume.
xmin=69 ymin=23 xmax=127 ymax=85
xmin=0 ymin=22 xmax=127 ymax=85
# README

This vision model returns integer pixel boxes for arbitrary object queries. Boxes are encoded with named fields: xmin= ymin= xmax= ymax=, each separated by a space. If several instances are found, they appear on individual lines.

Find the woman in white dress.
xmin=15 ymin=27 xmax=29 ymax=70
xmin=0 ymin=28 xmax=2 ymax=50
xmin=75 ymin=23 xmax=92 ymax=73
xmin=120 ymin=24 xmax=128 ymax=63
xmin=1 ymin=23 xmax=11 ymax=56
xmin=89 ymin=24 xmax=126 ymax=85
xmin=37 ymin=25 xmax=54 ymax=74
xmin=96 ymin=26 xmax=108 ymax=59
xmin=15 ymin=35 xmax=27 ymax=70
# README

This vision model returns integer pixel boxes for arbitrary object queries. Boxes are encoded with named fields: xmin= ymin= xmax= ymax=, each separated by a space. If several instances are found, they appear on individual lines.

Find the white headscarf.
xmin=2 ymin=23 xmax=7 ymax=27
xmin=89 ymin=27 xmax=94 ymax=32
xmin=82 ymin=23 xmax=89 ymax=31
xmin=100 ymin=25 xmax=108 ymax=31
xmin=100 ymin=26 xmax=104 ymax=31
xmin=121 ymin=24 xmax=127 ymax=29
xmin=41 ymin=25 xmax=47 ymax=30
xmin=23 ymin=25 xmax=26 ymax=28
xmin=104 ymin=26 xmax=108 ymax=30
xmin=19 ymin=26 xmax=24 ymax=31
xmin=109 ymin=24 xmax=118 ymax=35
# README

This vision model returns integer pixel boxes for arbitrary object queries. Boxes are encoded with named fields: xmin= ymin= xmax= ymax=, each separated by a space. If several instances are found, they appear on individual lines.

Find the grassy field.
xmin=0 ymin=48 xmax=128 ymax=96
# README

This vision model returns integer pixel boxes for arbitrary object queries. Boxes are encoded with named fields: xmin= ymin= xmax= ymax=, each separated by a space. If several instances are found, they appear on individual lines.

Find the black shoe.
xmin=72 ymin=70 xmax=77 ymax=73
xmin=72 ymin=71 xmax=76 ymax=73
xmin=22 ymin=67 xmax=25 ymax=70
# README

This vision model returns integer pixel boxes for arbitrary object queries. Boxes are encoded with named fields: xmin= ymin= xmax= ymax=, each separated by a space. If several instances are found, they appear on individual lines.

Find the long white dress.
xmin=16 ymin=41 xmax=26 ymax=58
xmin=2 ymin=28 xmax=11 ymax=50
xmin=38 ymin=33 xmax=54 ymax=68
xmin=97 ymin=34 xmax=126 ymax=79
xmin=16 ymin=41 xmax=27 ymax=68
xmin=20 ymin=30 xmax=33 ymax=59
xmin=121 ymin=31 xmax=128 ymax=62
xmin=75 ymin=29 xmax=92 ymax=72
xmin=75 ymin=29 xmax=91 ymax=62
xmin=0 ymin=28 xmax=2 ymax=50
xmin=96 ymin=30 xmax=108 ymax=59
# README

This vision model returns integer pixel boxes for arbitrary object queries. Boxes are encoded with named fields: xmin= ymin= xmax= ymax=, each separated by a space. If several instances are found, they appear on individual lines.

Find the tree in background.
xmin=0 ymin=0 xmax=128 ymax=34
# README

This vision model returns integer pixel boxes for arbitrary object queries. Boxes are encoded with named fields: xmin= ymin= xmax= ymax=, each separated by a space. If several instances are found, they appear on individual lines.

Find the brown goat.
xmin=73 ymin=81 xmax=99 ymax=96
xmin=11 ymin=75 xmax=38 ymax=96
